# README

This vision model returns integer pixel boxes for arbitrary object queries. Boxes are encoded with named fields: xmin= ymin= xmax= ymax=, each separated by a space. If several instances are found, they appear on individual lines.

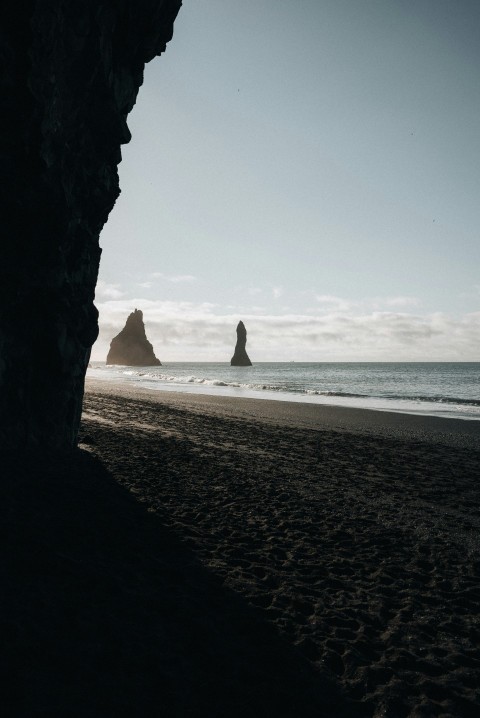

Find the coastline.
xmin=85 ymin=376 xmax=480 ymax=446
xmin=86 ymin=362 xmax=480 ymax=423
xmin=78 ymin=378 xmax=480 ymax=714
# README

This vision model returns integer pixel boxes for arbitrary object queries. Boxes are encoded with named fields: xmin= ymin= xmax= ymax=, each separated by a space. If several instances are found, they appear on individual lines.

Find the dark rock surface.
xmin=107 ymin=309 xmax=161 ymax=366
xmin=231 ymin=321 xmax=252 ymax=366
xmin=0 ymin=0 xmax=182 ymax=449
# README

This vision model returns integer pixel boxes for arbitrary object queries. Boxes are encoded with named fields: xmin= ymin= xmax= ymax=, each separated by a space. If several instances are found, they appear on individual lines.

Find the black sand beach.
xmin=4 ymin=379 xmax=480 ymax=716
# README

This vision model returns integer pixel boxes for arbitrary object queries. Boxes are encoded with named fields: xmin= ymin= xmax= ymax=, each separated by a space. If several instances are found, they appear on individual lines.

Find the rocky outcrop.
xmin=231 ymin=321 xmax=252 ymax=366
xmin=0 ymin=1 xmax=182 ymax=450
xmin=107 ymin=310 xmax=161 ymax=366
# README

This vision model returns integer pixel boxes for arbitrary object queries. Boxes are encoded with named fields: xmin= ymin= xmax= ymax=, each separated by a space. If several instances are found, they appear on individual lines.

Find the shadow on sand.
xmin=3 ymin=449 xmax=359 ymax=717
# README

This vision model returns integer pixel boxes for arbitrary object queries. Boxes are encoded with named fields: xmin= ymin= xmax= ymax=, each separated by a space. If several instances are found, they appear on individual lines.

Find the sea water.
xmin=87 ymin=362 xmax=480 ymax=421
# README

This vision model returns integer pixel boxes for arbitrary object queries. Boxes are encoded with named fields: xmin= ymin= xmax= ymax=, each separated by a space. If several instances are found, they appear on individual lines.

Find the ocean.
xmin=87 ymin=362 xmax=480 ymax=421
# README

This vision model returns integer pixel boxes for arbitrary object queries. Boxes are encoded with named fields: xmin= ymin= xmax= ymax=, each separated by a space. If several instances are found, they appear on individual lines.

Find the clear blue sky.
xmin=93 ymin=0 xmax=480 ymax=361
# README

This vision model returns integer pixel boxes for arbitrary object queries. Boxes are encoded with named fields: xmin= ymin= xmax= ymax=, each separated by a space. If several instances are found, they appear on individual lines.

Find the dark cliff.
xmin=0 ymin=1 xmax=182 ymax=449
xmin=107 ymin=309 xmax=161 ymax=366
xmin=231 ymin=321 xmax=252 ymax=367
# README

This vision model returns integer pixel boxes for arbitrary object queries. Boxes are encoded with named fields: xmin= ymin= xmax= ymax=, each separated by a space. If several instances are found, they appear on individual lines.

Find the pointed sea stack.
xmin=231 ymin=321 xmax=252 ymax=366
xmin=106 ymin=309 xmax=161 ymax=366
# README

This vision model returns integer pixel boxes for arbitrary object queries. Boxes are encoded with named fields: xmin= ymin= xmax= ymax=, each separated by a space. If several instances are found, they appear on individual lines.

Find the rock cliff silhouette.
xmin=0 ymin=1 xmax=182 ymax=449
xmin=107 ymin=310 xmax=161 ymax=366
xmin=231 ymin=321 xmax=252 ymax=366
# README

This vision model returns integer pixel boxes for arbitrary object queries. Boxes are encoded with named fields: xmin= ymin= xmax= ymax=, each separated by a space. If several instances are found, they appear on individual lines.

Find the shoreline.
xmin=87 ymin=362 xmax=480 ymax=423
xmin=85 ymin=377 xmax=480 ymax=447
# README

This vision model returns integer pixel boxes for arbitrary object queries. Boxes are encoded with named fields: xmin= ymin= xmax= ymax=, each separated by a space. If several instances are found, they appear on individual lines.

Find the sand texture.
xmin=4 ymin=381 xmax=480 ymax=716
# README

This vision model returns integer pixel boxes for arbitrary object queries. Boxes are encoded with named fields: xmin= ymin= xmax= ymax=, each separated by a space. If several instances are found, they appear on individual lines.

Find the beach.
xmin=5 ymin=378 xmax=480 ymax=716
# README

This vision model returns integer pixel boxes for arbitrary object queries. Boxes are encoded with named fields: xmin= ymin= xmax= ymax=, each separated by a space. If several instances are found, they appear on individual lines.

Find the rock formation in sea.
xmin=107 ymin=310 xmax=161 ymax=366
xmin=0 ymin=1 xmax=182 ymax=450
xmin=231 ymin=321 xmax=253 ymax=366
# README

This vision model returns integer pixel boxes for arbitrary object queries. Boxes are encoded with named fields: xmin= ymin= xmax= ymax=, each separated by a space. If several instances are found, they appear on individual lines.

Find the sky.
xmin=93 ymin=0 xmax=480 ymax=362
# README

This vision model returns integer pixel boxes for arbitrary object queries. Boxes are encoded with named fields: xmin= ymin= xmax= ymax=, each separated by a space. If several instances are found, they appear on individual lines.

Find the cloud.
xmin=151 ymin=272 xmax=196 ymax=283
xmin=94 ymin=281 xmax=124 ymax=300
xmin=314 ymin=294 xmax=354 ymax=312
xmin=170 ymin=274 xmax=197 ymax=283
xmin=91 ymin=298 xmax=480 ymax=362
xmin=272 ymin=286 xmax=284 ymax=299
xmin=384 ymin=296 xmax=419 ymax=308
xmin=311 ymin=293 xmax=420 ymax=311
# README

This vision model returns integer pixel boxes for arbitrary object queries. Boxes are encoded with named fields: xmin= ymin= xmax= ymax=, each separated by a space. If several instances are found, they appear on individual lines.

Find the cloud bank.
xmin=91 ymin=298 xmax=480 ymax=362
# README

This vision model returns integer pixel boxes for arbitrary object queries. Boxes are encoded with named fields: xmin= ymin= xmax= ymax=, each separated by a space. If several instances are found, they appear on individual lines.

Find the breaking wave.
xmin=86 ymin=362 xmax=480 ymax=420
xmin=114 ymin=368 xmax=480 ymax=409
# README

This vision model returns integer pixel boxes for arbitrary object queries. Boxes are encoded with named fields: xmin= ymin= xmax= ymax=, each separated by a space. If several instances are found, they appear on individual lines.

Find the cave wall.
xmin=0 ymin=0 xmax=182 ymax=450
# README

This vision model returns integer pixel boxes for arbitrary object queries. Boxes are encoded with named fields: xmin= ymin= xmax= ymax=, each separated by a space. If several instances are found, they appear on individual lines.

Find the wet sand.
xmin=4 ymin=378 xmax=480 ymax=716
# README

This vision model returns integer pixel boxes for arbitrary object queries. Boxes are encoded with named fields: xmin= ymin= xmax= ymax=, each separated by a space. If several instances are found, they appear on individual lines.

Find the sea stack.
xmin=106 ymin=309 xmax=161 ymax=366
xmin=231 ymin=321 xmax=252 ymax=366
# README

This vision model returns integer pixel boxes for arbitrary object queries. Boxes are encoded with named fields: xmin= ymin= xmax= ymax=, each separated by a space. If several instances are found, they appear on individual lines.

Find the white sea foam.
xmin=87 ymin=362 xmax=480 ymax=420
